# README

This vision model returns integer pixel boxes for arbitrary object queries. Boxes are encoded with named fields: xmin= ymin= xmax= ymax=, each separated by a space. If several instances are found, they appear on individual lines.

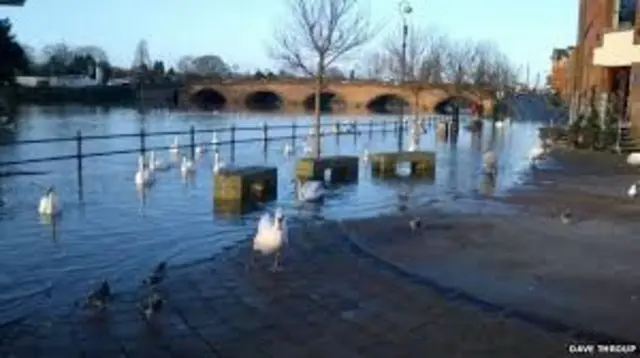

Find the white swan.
xmin=196 ymin=144 xmax=206 ymax=155
xmin=332 ymin=123 xmax=340 ymax=134
xmin=283 ymin=143 xmax=294 ymax=156
xmin=211 ymin=132 xmax=219 ymax=147
xmin=213 ymin=150 xmax=227 ymax=174
xmin=295 ymin=179 xmax=325 ymax=202
xmin=38 ymin=186 xmax=61 ymax=216
xmin=436 ymin=121 xmax=447 ymax=135
xmin=529 ymin=145 xmax=545 ymax=164
xmin=148 ymin=151 xmax=170 ymax=172
xmin=250 ymin=208 xmax=287 ymax=271
xmin=135 ymin=155 xmax=155 ymax=186
xmin=408 ymin=139 xmax=418 ymax=152
xmin=302 ymin=142 xmax=312 ymax=155
xmin=495 ymin=118 xmax=511 ymax=128
xmin=362 ymin=148 xmax=370 ymax=163
xmin=627 ymin=153 xmax=640 ymax=166
xmin=628 ymin=181 xmax=640 ymax=198
xmin=169 ymin=136 xmax=180 ymax=156
xmin=180 ymin=156 xmax=196 ymax=176
xmin=483 ymin=150 xmax=498 ymax=175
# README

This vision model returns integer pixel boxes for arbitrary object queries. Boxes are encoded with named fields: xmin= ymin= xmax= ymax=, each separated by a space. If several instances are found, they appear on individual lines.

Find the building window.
xmin=619 ymin=0 xmax=637 ymax=28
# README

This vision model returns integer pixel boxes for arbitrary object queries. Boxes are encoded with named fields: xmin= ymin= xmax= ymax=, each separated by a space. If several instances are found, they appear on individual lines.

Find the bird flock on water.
xmin=32 ymin=118 xmax=584 ymax=322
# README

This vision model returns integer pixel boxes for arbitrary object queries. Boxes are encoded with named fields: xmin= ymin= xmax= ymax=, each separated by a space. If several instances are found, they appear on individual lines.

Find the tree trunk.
xmin=413 ymin=88 xmax=420 ymax=122
xmin=314 ymin=57 xmax=324 ymax=158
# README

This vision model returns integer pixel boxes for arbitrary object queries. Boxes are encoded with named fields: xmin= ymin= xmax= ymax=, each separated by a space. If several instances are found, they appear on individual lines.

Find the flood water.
xmin=0 ymin=95 xmax=550 ymax=323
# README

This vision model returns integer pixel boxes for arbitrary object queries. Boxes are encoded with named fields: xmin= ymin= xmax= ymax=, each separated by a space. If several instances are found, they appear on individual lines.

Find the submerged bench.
xmin=296 ymin=155 xmax=359 ymax=183
xmin=370 ymin=151 xmax=436 ymax=178
xmin=214 ymin=166 xmax=278 ymax=205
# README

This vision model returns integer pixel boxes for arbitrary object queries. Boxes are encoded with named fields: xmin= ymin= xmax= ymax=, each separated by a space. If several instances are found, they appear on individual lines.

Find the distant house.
xmin=0 ymin=0 xmax=27 ymax=6
xmin=16 ymin=75 xmax=100 ymax=88
xmin=16 ymin=73 xmax=132 ymax=88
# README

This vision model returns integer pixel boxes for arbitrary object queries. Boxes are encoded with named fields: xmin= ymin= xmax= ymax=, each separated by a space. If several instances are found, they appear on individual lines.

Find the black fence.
xmin=0 ymin=115 xmax=453 ymax=197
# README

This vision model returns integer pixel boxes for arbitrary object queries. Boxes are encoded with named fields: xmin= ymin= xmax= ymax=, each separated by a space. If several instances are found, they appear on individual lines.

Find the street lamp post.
xmin=398 ymin=0 xmax=412 ymax=152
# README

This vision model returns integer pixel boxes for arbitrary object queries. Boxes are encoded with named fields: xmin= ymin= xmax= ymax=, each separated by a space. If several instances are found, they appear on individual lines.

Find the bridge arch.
xmin=366 ymin=94 xmax=410 ymax=114
xmin=433 ymin=95 xmax=484 ymax=116
xmin=303 ymin=91 xmax=346 ymax=113
xmin=191 ymin=89 xmax=227 ymax=110
xmin=244 ymin=90 xmax=284 ymax=111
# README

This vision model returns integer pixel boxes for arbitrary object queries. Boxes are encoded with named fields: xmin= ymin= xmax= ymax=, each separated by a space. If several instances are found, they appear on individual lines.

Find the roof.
xmin=0 ymin=0 xmax=26 ymax=6
xmin=551 ymin=47 xmax=573 ymax=61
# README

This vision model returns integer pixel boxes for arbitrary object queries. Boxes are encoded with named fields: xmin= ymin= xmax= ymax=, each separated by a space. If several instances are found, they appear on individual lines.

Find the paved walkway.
xmin=1 ymin=218 xmax=575 ymax=357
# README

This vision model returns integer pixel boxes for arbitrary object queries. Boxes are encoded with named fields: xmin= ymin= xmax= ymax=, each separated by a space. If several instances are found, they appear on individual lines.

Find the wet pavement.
xmin=1 ymin=219 xmax=577 ymax=358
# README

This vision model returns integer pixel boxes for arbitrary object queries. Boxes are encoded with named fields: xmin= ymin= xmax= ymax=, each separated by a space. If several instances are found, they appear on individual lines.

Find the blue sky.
xmin=3 ymin=0 xmax=577 ymax=83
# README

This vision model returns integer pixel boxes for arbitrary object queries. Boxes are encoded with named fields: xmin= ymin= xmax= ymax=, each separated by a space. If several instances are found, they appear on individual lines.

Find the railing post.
xmin=382 ymin=119 xmax=387 ymax=137
xmin=139 ymin=127 xmax=146 ymax=159
xmin=262 ymin=121 xmax=268 ymax=152
xmin=336 ymin=121 xmax=341 ymax=136
xmin=291 ymin=121 xmax=297 ymax=149
xmin=369 ymin=119 xmax=373 ymax=138
xmin=75 ymin=130 xmax=83 ymax=201
xmin=230 ymin=124 xmax=236 ymax=163
xmin=189 ymin=125 xmax=196 ymax=160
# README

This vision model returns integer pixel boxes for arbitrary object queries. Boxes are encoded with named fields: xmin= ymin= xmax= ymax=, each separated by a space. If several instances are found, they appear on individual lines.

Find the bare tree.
xmin=132 ymin=39 xmax=151 ymax=71
xmin=381 ymin=26 xmax=450 ymax=119
xmin=270 ymin=0 xmax=379 ymax=157
xmin=443 ymin=39 xmax=475 ymax=86
xmin=177 ymin=56 xmax=195 ymax=74
xmin=360 ymin=51 xmax=391 ymax=80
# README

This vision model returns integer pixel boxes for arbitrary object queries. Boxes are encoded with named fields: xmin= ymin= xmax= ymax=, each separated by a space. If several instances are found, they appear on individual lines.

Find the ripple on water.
xmin=0 ymin=105 xmax=546 ymax=323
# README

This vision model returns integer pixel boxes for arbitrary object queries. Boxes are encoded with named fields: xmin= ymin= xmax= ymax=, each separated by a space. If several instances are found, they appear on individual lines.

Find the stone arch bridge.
xmin=183 ymin=79 xmax=496 ymax=116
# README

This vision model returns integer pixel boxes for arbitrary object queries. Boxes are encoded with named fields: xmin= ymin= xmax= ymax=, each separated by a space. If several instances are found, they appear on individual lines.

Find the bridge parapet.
xmin=183 ymin=79 xmax=496 ymax=116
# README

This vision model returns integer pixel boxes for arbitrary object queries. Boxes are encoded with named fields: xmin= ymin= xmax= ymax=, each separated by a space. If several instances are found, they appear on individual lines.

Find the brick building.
xmin=549 ymin=47 xmax=574 ymax=99
xmin=571 ymin=0 xmax=639 ymax=133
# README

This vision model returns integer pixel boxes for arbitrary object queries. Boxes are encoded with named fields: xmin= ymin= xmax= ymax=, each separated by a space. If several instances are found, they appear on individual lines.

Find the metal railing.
xmin=0 ymin=115 xmax=452 ymax=197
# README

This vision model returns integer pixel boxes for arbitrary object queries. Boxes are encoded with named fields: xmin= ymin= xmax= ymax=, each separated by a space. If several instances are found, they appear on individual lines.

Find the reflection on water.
xmin=0 ymin=103 xmax=545 ymax=323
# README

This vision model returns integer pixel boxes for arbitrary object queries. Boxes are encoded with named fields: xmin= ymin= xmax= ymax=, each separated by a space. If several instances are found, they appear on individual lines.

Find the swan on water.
xmin=436 ymin=121 xmax=448 ymax=136
xmin=302 ymin=142 xmax=313 ymax=155
xmin=38 ymin=186 xmax=61 ymax=216
xmin=362 ymin=148 xmax=370 ymax=163
xmin=180 ymin=156 xmax=196 ymax=176
xmin=627 ymin=153 xmax=640 ymax=166
xmin=211 ymin=132 xmax=219 ymax=147
xmin=346 ymin=121 xmax=357 ymax=133
xmin=169 ymin=136 xmax=180 ymax=156
xmin=628 ymin=181 xmax=640 ymax=198
xmin=483 ymin=150 xmax=498 ymax=175
xmin=135 ymin=155 xmax=155 ymax=187
xmin=250 ymin=208 xmax=288 ymax=271
xmin=294 ymin=179 xmax=326 ymax=202
xmin=529 ymin=144 xmax=546 ymax=165
xmin=408 ymin=139 xmax=418 ymax=152
xmin=195 ymin=144 xmax=206 ymax=156
xmin=148 ymin=151 xmax=170 ymax=172
xmin=283 ymin=143 xmax=294 ymax=156
xmin=213 ymin=149 xmax=227 ymax=174
xmin=495 ymin=117 xmax=511 ymax=128
xmin=332 ymin=123 xmax=340 ymax=134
